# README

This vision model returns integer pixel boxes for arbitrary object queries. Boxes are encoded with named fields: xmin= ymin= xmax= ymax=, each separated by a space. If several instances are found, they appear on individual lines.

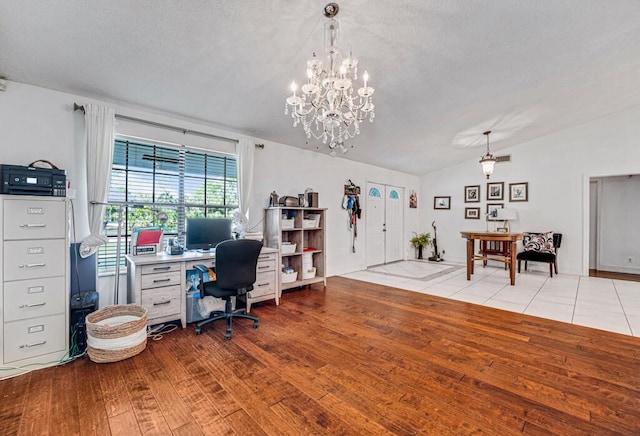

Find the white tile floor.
xmin=341 ymin=260 xmax=640 ymax=337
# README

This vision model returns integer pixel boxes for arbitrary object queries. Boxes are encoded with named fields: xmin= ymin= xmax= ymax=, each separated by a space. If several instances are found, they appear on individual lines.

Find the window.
xmin=98 ymin=138 xmax=238 ymax=271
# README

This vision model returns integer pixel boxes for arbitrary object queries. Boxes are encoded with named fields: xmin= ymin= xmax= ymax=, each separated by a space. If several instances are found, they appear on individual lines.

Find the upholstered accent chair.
xmin=517 ymin=232 xmax=562 ymax=277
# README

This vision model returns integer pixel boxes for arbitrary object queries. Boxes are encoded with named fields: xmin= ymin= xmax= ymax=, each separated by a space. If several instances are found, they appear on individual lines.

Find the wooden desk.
xmin=125 ymin=247 xmax=279 ymax=328
xmin=460 ymin=231 xmax=523 ymax=285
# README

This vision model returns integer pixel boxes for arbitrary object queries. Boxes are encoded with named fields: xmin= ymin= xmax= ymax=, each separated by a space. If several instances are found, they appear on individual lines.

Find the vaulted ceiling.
xmin=2 ymin=1 xmax=640 ymax=175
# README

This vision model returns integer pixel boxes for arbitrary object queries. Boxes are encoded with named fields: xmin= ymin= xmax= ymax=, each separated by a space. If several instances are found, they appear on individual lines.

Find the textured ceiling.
xmin=2 ymin=1 xmax=640 ymax=175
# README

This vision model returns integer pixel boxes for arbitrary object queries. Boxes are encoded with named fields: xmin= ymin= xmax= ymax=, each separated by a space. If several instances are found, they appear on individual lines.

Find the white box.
xmin=282 ymin=271 xmax=298 ymax=283
xmin=302 ymin=267 xmax=316 ymax=280
xmin=281 ymin=219 xmax=294 ymax=229
xmin=281 ymin=242 xmax=297 ymax=254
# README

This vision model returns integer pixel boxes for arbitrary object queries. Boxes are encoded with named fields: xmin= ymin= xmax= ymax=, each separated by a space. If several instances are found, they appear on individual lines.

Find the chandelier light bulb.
xmin=291 ymin=81 xmax=298 ymax=94
xmin=284 ymin=2 xmax=375 ymax=155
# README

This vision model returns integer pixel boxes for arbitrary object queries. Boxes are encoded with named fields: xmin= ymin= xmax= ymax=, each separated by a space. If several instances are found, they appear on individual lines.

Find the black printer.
xmin=0 ymin=164 xmax=66 ymax=197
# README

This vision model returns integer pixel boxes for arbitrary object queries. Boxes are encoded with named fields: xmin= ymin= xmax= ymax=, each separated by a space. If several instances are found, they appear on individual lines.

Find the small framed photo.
xmin=434 ymin=196 xmax=451 ymax=210
xmin=465 ymin=207 xmax=480 ymax=219
xmin=487 ymin=182 xmax=504 ymax=201
xmin=486 ymin=203 xmax=504 ymax=220
xmin=509 ymin=182 xmax=528 ymax=202
xmin=464 ymin=185 xmax=480 ymax=203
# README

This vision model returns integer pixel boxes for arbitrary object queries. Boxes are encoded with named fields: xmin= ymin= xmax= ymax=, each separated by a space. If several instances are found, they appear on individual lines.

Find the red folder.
xmin=136 ymin=229 xmax=163 ymax=246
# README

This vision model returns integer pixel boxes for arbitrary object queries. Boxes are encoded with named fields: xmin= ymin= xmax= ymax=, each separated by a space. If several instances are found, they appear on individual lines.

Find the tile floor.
xmin=341 ymin=260 xmax=640 ymax=337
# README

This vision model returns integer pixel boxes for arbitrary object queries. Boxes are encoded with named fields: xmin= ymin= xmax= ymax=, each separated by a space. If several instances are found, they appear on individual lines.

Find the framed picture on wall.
xmin=465 ymin=207 xmax=480 ymax=219
xmin=509 ymin=182 xmax=528 ymax=202
xmin=464 ymin=185 xmax=480 ymax=203
xmin=434 ymin=196 xmax=451 ymax=210
xmin=487 ymin=182 xmax=504 ymax=200
xmin=409 ymin=189 xmax=418 ymax=208
xmin=486 ymin=203 xmax=504 ymax=220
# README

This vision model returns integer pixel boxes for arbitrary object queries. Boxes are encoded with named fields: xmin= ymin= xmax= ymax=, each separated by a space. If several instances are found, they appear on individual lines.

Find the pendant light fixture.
xmin=479 ymin=130 xmax=496 ymax=179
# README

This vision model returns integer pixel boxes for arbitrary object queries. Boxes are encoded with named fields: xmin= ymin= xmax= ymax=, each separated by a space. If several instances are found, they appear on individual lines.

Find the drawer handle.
xmin=258 ymin=266 xmax=270 ymax=269
xmin=20 ymin=340 xmax=47 ymax=348
xmin=19 ymin=263 xmax=46 ymax=268
xmin=153 ymin=278 xmax=171 ymax=283
xmin=19 ymin=223 xmax=46 ymax=228
xmin=257 ymin=283 xmax=269 ymax=287
xmin=19 ymin=302 xmax=47 ymax=308
xmin=258 ymin=255 xmax=270 ymax=259
xmin=153 ymin=301 xmax=171 ymax=306
xmin=153 ymin=266 xmax=171 ymax=271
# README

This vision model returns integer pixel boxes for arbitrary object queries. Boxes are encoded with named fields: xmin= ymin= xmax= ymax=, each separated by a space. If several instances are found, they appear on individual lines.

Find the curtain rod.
xmin=74 ymin=102 xmax=240 ymax=145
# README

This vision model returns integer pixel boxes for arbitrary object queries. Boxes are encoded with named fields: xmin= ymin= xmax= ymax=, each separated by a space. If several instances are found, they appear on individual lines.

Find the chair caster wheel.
xmin=224 ymin=333 xmax=232 ymax=340
xmin=253 ymin=321 xmax=259 ymax=328
xmin=195 ymin=327 xmax=201 ymax=335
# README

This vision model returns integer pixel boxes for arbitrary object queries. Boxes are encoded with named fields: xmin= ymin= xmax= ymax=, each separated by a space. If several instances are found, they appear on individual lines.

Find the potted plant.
xmin=410 ymin=232 xmax=431 ymax=259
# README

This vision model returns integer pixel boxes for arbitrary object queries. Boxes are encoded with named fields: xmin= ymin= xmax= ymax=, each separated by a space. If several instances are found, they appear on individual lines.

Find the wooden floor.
xmin=2 ymin=276 xmax=640 ymax=435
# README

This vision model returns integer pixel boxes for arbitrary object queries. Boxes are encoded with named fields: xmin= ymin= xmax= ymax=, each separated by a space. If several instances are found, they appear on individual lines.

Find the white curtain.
xmin=236 ymin=137 xmax=255 ymax=234
xmin=79 ymin=104 xmax=116 ymax=258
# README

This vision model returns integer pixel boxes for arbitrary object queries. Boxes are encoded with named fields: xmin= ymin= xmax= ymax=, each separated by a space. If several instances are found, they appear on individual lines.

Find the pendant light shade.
xmin=479 ymin=130 xmax=496 ymax=179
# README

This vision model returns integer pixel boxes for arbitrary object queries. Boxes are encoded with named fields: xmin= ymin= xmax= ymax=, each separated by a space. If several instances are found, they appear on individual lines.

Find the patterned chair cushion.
xmin=523 ymin=231 xmax=555 ymax=253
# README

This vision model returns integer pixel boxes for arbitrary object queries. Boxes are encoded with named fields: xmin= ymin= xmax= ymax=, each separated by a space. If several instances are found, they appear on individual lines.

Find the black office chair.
xmin=517 ymin=232 xmax=562 ymax=277
xmin=194 ymin=239 xmax=262 ymax=339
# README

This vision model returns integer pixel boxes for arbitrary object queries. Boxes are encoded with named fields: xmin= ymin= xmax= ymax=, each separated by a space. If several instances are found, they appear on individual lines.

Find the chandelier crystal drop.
xmin=479 ymin=130 xmax=496 ymax=179
xmin=284 ymin=3 xmax=375 ymax=154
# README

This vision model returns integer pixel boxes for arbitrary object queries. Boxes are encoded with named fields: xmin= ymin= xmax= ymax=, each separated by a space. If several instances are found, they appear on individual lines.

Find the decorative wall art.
xmin=464 ymin=185 xmax=480 ymax=203
xmin=433 ymin=196 xmax=451 ymax=210
xmin=487 ymin=182 xmax=504 ymax=201
xmin=465 ymin=207 xmax=480 ymax=219
xmin=486 ymin=203 xmax=504 ymax=220
xmin=509 ymin=182 xmax=529 ymax=202
xmin=409 ymin=189 xmax=417 ymax=208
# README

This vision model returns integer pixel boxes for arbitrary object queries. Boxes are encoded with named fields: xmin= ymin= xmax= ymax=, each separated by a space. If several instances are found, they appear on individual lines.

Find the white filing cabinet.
xmin=0 ymin=196 xmax=69 ymax=379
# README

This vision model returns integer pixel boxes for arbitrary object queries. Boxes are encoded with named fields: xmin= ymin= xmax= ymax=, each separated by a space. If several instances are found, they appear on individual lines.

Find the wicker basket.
xmin=86 ymin=304 xmax=148 ymax=363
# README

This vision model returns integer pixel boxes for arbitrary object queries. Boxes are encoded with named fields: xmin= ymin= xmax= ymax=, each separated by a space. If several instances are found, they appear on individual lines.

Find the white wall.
xmin=419 ymin=104 xmax=640 ymax=275
xmin=0 ymin=81 xmax=419 ymax=304
xmin=252 ymin=141 xmax=420 ymax=276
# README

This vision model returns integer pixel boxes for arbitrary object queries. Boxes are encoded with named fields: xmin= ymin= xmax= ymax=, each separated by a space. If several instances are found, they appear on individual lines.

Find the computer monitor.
xmin=185 ymin=218 xmax=232 ymax=251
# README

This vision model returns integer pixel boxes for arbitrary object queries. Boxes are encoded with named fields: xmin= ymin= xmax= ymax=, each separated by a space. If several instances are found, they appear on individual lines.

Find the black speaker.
xmin=70 ymin=291 xmax=99 ymax=356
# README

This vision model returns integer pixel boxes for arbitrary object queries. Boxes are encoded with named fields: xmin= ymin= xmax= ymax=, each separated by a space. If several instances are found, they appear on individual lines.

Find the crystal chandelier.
xmin=479 ymin=130 xmax=496 ymax=179
xmin=285 ymin=3 xmax=375 ymax=156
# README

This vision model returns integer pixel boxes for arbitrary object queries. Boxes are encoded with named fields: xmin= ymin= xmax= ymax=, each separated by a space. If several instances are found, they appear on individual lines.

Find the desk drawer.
xmin=141 ymin=271 xmax=182 ymax=289
xmin=3 ymin=199 xmax=66 ymax=240
xmin=141 ymin=262 xmax=181 ymax=275
xmin=249 ymin=271 xmax=276 ymax=298
xmin=3 ymin=313 xmax=66 ymax=363
xmin=185 ymin=258 xmax=216 ymax=271
xmin=142 ymin=285 xmax=181 ymax=319
xmin=4 ymin=239 xmax=66 ymax=281
xmin=256 ymin=258 xmax=276 ymax=273
xmin=3 ymin=277 xmax=66 ymax=322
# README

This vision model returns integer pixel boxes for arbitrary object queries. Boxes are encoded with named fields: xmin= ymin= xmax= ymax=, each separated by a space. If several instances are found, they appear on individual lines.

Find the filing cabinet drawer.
xmin=141 ymin=271 xmax=182 ymax=289
xmin=3 ymin=276 xmax=66 ymax=322
xmin=141 ymin=262 xmax=181 ymax=275
xmin=249 ymin=271 xmax=276 ymax=298
xmin=3 ymin=199 xmax=66 ymax=240
xmin=142 ymin=285 xmax=181 ymax=319
xmin=3 ymin=313 xmax=66 ymax=363
xmin=4 ymin=239 xmax=66 ymax=281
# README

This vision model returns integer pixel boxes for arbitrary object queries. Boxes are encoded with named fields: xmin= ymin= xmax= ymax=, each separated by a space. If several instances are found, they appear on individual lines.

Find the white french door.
xmin=365 ymin=182 xmax=404 ymax=267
